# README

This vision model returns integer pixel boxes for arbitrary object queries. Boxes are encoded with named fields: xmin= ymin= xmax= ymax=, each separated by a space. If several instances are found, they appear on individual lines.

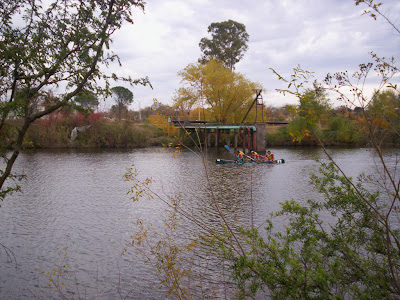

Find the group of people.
xmin=235 ymin=149 xmax=274 ymax=162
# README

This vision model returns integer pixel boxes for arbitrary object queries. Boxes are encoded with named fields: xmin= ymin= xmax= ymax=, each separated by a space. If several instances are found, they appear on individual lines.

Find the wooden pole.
xmin=252 ymin=129 xmax=257 ymax=151
xmin=247 ymin=127 xmax=251 ymax=151
xmin=234 ymin=129 xmax=238 ymax=149
xmin=241 ymin=128 xmax=246 ymax=151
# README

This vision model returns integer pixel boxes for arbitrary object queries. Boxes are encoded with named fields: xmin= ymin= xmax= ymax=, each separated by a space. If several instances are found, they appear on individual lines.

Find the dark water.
xmin=0 ymin=147 xmax=398 ymax=299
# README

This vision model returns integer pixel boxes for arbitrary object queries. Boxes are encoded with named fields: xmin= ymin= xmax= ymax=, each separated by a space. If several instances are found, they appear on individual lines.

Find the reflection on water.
xmin=0 ymin=147 xmax=397 ymax=298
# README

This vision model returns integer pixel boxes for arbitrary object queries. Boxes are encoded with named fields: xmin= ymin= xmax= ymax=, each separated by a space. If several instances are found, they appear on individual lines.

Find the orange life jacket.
xmin=266 ymin=153 xmax=274 ymax=161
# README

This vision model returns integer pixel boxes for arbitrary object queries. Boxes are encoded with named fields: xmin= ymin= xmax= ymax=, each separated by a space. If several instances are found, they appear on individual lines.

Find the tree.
xmin=298 ymin=89 xmax=331 ymax=123
xmin=176 ymin=60 xmax=262 ymax=123
xmin=366 ymin=89 xmax=400 ymax=144
xmin=0 ymin=0 xmax=150 ymax=201
xmin=199 ymin=20 xmax=249 ymax=70
xmin=284 ymin=87 xmax=331 ymax=143
xmin=281 ymin=104 xmax=299 ymax=121
xmin=111 ymin=86 xmax=134 ymax=120
xmin=73 ymin=90 xmax=99 ymax=111
xmin=323 ymin=116 xmax=361 ymax=144
xmin=172 ymin=88 xmax=197 ymax=120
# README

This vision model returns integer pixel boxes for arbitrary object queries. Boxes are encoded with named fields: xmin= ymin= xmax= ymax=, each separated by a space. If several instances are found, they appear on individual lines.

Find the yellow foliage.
xmin=124 ymin=166 xmax=154 ymax=202
xmin=149 ymin=115 xmax=178 ymax=136
xmin=372 ymin=117 xmax=389 ymax=128
xmin=176 ymin=59 xmax=263 ymax=123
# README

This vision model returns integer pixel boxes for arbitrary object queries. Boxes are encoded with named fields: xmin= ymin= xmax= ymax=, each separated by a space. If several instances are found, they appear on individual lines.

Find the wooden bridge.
xmin=170 ymin=89 xmax=288 ymax=153
xmin=172 ymin=120 xmax=288 ymax=153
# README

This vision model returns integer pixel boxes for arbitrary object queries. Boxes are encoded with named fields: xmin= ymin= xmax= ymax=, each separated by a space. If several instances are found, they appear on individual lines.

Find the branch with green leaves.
xmin=0 ymin=0 xmax=151 ymax=201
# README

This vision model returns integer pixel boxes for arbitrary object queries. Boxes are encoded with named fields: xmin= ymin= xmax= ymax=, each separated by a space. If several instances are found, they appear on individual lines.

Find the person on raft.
xmin=235 ymin=150 xmax=245 ymax=162
xmin=250 ymin=150 xmax=259 ymax=160
xmin=265 ymin=150 xmax=274 ymax=161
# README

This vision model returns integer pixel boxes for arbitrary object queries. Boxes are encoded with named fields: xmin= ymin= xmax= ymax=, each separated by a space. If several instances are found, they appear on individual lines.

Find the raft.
xmin=216 ymin=158 xmax=285 ymax=165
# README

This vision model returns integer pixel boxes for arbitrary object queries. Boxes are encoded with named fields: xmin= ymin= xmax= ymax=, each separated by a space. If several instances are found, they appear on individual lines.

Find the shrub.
xmin=266 ymin=126 xmax=292 ymax=146
xmin=322 ymin=117 xmax=362 ymax=145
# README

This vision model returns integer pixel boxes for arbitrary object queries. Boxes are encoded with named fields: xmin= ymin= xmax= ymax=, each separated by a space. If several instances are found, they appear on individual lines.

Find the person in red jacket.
xmin=235 ymin=150 xmax=244 ymax=162
xmin=250 ymin=150 xmax=259 ymax=160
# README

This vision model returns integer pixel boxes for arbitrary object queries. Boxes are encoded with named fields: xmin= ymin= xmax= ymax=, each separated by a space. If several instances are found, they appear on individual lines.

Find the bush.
xmin=322 ymin=117 xmax=362 ymax=145
xmin=222 ymin=162 xmax=400 ymax=299
xmin=73 ymin=120 xmax=150 ymax=148
xmin=266 ymin=126 xmax=292 ymax=146
xmin=5 ymin=113 xmax=173 ymax=149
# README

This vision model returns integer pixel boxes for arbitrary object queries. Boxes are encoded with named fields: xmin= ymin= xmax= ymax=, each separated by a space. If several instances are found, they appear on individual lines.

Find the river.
xmin=0 ymin=147 xmax=398 ymax=299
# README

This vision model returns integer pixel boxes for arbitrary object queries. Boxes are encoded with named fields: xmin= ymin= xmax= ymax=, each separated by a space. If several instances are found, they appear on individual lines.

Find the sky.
xmin=105 ymin=0 xmax=400 ymax=111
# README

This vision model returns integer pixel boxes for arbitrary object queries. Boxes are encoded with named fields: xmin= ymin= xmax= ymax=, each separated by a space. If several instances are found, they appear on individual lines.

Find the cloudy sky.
xmin=107 ymin=0 xmax=400 ymax=110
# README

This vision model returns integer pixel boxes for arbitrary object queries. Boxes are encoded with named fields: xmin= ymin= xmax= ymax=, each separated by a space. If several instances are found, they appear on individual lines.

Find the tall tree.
xmin=73 ymin=90 xmax=99 ymax=111
xmin=172 ymin=88 xmax=197 ymax=120
xmin=366 ymin=89 xmax=400 ymax=143
xmin=111 ymin=86 xmax=134 ymax=120
xmin=0 ymin=0 xmax=150 ymax=201
xmin=285 ymin=88 xmax=331 ymax=143
xmin=199 ymin=20 xmax=249 ymax=70
xmin=176 ymin=60 xmax=261 ymax=123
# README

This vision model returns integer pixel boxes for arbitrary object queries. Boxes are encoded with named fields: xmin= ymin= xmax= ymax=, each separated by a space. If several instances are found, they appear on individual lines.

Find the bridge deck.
xmin=172 ymin=121 xmax=288 ymax=130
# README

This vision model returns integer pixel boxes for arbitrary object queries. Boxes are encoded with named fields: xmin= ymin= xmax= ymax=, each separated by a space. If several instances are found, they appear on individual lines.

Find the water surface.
xmin=0 ymin=147 xmax=397 ymax=298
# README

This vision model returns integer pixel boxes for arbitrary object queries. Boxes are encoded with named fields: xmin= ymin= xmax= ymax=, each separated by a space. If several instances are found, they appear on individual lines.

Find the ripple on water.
xmin=0 ymin=147 xmax=397 ymax=298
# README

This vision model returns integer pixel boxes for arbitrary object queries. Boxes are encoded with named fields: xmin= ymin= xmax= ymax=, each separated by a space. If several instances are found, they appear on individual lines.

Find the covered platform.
xmin=172 ymin=121 xmax=287 ymax=152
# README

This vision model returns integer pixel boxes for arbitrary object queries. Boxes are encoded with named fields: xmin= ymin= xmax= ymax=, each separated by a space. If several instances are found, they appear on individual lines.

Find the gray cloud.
xmin=108 ymin=0 xmax=400 ymax=109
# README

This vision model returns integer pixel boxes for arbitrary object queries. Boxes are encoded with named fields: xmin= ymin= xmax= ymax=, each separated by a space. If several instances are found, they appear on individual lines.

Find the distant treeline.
xmin=1 ymin=88 xmax=399 ymax=149
xmin=265 ymin=89 xmax=400 ymax=147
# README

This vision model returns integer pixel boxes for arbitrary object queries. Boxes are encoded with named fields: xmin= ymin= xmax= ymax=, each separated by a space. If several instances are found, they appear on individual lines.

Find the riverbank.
xmin=1 ymin=114 xmax=176 ymax=149
xmin=2 ymin=113 xmax=399 ymax=150
xmin=265 ymin=123 xmax=400 ymax=147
